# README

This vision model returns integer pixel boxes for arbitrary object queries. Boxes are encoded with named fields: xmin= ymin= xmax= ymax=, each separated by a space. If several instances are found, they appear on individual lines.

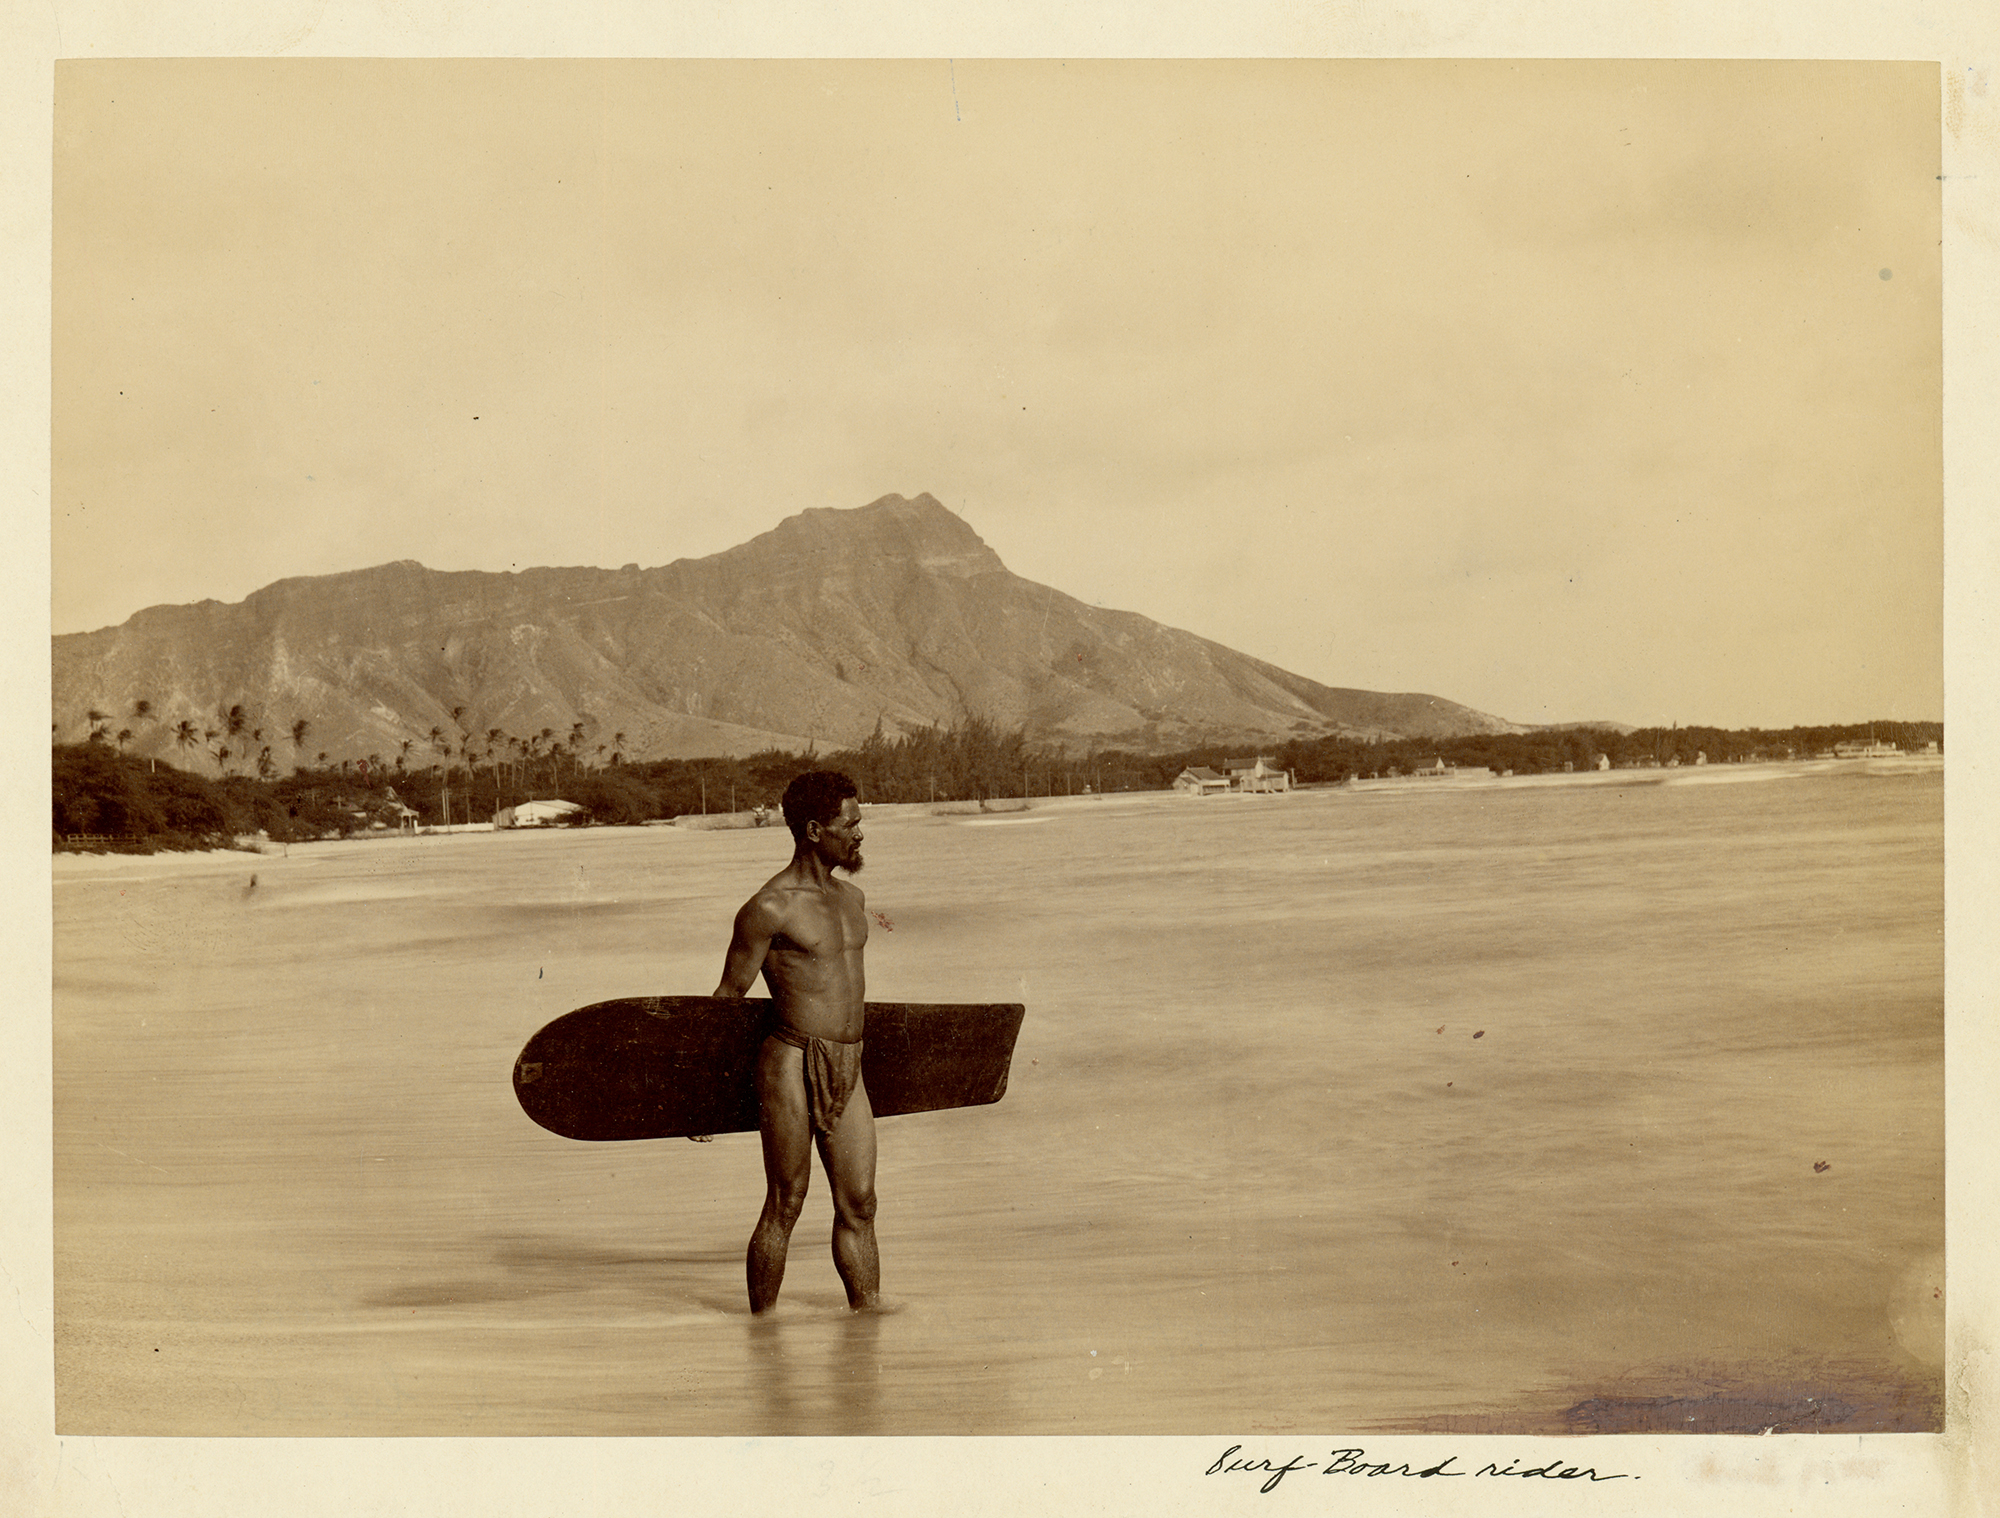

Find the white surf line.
xmin=1662 ymin=767 xmax=1799 ymax=785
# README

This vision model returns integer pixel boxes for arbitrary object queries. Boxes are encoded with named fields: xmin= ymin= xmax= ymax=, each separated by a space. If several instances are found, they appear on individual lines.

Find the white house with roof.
xmin=1172 ymin=766 xmax=1231 ymax=795
xmin=1228 ymin=757 xmax=1293 ymax=793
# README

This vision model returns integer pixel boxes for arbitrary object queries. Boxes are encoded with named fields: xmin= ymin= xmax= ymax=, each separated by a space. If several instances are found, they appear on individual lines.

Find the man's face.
xmin=814 ymin=797 xmax=865 ymax=873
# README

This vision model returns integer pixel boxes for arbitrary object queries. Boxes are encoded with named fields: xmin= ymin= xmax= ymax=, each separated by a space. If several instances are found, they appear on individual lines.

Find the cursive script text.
xmin=1206 ymin=1444 xmax=1636 ymax=1492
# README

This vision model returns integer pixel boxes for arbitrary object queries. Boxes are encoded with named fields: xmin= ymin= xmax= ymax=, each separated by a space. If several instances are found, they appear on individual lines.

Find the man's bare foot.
xmin=847 ymin=1296 xmax=905 ymax=1315
xmin=688 ymin=1134 xmax=714 ymax=1143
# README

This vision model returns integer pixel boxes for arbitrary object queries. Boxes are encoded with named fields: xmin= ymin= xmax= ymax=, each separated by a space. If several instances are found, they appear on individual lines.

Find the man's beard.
xmin=839 ymin=851 xmax=865 ymax=875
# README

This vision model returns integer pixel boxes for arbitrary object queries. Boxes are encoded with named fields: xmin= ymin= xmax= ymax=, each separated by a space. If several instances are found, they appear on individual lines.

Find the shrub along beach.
xmin=51 ymin=715 xmax=1943 ymax=854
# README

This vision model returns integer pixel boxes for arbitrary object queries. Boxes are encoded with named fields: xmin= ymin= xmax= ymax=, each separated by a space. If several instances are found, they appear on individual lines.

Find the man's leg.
xmin=748 ymin=1037 xmax=813 ymax=1313
xmin=818 ymin=1076 xmax=881 ymax=1310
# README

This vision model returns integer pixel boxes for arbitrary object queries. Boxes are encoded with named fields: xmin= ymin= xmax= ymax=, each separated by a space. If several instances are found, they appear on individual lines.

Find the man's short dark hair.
xmin=781 ymin=770 xmax=858 ymax=841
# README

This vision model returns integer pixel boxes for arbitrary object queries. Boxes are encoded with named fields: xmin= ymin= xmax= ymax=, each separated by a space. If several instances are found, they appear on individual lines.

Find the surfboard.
xmin=513 ymin=996 xmax=1026 ymax=1141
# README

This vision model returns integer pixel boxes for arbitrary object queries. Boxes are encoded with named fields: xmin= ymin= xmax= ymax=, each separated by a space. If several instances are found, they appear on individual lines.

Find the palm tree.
xmin=449 ymin=707 xmax=470 ymax=809
xmin=212 ymin=705 xmax=248 ymax=772
xmin=256 ymin=746 xmax=276 ymax=781
xmin=290 ymin=718 xmax=311 ymax=766
xmin=173 ymin=719 xmax=199 ymax=766
xmin=115 ymin=728 xmax=134 ymax=752
xmin=457 ymin=736 xmax=479 ymax=820
xmin=430 ymin=727 xmax=453 ymax=824
xmin=484 ymin=728 xmax=505 ymax=811
xmin=86 ymin=708 xmax=111 ymax=744
xmin=128 ymin=700 xmax=157 ymax=770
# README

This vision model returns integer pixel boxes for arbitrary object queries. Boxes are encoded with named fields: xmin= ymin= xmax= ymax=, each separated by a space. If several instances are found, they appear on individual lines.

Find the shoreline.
xmin=49 ymin=756 xmax=1940 ymax=879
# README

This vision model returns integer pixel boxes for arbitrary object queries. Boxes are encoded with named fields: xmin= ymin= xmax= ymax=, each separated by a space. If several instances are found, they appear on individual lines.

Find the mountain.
xmin=51 ymin=493 xmax=1522 ymax=769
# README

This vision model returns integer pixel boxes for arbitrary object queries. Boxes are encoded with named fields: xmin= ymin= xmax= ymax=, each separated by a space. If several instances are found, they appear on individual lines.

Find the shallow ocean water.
xmin=53 ymin=764 xmax=1944 ymax=1434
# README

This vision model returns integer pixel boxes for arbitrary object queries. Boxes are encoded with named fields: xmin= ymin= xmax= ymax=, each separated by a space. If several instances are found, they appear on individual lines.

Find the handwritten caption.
xmin=1206 ymin=1445 xmax=1637 ymax=1493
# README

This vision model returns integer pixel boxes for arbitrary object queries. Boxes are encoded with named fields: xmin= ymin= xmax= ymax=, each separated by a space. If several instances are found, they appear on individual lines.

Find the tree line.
xmin=1265 ymin=720 xmax=1943 ymax=784
xmin=52 ymin=710 xmax=1944 ymax=853
xmin=53 ymin=712 xmax=1131 ymax=850
xmin=59 ymin=698 xmax=640 ymax=795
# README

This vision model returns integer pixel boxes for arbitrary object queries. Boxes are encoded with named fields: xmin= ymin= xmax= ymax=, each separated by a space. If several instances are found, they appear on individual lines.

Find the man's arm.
xmin=693 ymin=894 xmax=786 ymax=1143
xmin=713 ymin=892 xmax=784 ymax=997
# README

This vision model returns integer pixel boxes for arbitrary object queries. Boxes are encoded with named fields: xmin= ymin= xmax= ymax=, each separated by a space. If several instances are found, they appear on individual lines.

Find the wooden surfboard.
xmin=513 ymin=996 xmax=1026 ymax=1141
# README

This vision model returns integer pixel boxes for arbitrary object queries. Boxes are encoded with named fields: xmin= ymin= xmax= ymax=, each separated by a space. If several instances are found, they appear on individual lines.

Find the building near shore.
xmin=1172 ymin=766 xmax=1230 ymax=795
xmin=354 ymin=801 xmax=420 ymax=833
xmin=1228 ymin=757 xmax=1293 ymax=793
xmin=494 ymin=798 xmax=583 ymax=828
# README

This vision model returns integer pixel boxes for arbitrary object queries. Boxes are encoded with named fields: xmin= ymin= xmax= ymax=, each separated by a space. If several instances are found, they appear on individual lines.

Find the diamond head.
xmin=52 ymin=493 xmax=1519 ymax=770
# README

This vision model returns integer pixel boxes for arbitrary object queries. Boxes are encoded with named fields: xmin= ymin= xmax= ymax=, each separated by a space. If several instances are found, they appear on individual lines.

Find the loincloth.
xmin=770 ymin=1023 xmax=864 ymax=1137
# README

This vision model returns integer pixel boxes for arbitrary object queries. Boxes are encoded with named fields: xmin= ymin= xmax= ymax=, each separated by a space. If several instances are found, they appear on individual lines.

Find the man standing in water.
xmin=714 ymin=770 xmax=880 ymax=1313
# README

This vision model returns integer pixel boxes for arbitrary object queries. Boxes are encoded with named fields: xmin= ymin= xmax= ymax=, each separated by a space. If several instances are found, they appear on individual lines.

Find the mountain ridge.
xmin=53 ymin=493 xmax=1526 ymax=768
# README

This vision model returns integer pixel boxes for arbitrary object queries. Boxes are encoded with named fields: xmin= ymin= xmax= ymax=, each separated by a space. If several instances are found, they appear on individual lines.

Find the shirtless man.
xmin=713 ymin=770 xmax=880 ymax=1313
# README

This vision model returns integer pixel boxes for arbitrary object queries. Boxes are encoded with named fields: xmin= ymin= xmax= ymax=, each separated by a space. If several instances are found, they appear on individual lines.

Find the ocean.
xmin=52 ymin=761 xmax=1944 ymax=1435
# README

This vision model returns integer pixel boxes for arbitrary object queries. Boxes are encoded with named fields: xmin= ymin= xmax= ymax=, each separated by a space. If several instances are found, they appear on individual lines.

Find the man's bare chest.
xmin=770 ymin=894 xmax=867 ymax=960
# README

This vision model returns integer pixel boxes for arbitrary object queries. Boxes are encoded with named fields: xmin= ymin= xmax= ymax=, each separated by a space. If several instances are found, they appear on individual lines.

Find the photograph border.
xmin=9 ymin=5 xmax=1996 ymax=1515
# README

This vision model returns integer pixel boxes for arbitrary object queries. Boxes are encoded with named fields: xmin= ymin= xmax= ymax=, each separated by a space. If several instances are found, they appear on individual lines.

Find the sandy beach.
xmin=53 ymin=762 xmax=1943 ymax=1435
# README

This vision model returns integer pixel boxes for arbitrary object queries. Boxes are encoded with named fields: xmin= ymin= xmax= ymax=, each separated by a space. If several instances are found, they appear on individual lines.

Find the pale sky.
xmin=54 ymin=60 xmax=1941 ymax=729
